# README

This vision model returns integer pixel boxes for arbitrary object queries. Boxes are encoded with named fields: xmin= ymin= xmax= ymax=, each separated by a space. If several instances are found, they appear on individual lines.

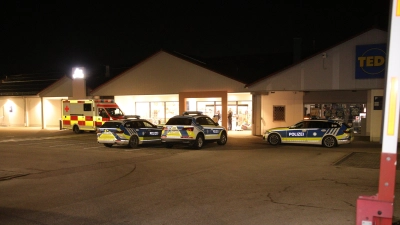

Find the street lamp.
xmin=72 ymin=67 xmax=85 ymax=79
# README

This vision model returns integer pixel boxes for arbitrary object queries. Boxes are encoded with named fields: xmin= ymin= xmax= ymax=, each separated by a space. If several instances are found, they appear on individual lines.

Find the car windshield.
xmin=105 ymin=108 xmax=124 ymax=116
xmin=166 ymin=118 xmax=193 ymax=125
xmin=101 ymin=121 xmax=122 ymax=128
xmin=291 ymin=122 xmax=304 ymax=129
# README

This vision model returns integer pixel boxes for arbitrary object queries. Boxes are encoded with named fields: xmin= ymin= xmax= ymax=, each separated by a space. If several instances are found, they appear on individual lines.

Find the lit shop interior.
xmin=304 ymin=103 xmax=366 ymax=135
xmin=115 ymin=93 xmax=252 ymax=130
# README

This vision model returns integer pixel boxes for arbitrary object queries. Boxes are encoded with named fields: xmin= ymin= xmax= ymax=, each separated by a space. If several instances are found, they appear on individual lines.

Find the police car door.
xmin=198 ymin=117 xmax=221 ymax=140
xmin=133 ymin=121 xmax=161 ymax=142
xmin=141 ymin=121 xmax=161 ymax=142
xmin=287 ymin=121 xmax=308 ymax=143
xmin=305 ymin=121 xmax=324 ymax=144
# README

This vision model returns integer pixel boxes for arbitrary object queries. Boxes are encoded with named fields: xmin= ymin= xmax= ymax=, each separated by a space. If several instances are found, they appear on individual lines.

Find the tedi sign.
xmin=355 ymin=44 xmax=386 ymax=79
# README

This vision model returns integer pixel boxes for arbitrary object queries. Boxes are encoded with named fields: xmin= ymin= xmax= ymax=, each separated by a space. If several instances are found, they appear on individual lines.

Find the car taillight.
xmin=183 ymin=127 xmax=193 ymax=131
xmin=343 ymin=129 xmax=351 ymax=133
xmin=115 ymin=130 xmax=124 ymax=133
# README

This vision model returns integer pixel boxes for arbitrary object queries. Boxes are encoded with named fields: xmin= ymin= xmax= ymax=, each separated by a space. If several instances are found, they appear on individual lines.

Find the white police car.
xmin=161 ymin=111 xmax=228 ymax=149
xmin=97 ymin=117 xmax=162 ymax=148
xmin=263 ymin=119 xmax=354 ymax=148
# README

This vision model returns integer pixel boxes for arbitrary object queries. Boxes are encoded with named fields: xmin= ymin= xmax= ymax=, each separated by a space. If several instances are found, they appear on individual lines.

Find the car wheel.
xmin=129 ymin=136 xmax=139 ymax=148
xmin=217 ymin=131 xmax=227 ymax=145
xmin=73 ymin=125 xmax=81 ymax=134
xmin=193 ymin=134 xmax=204 ymax=149
xmin=165 ymin=143 xmax=174 ymax=148
xmin=322 ymin=136 xmax=337 ymax=148
xmin=104 ymin=144 xmax=113 ymax=148
xmin=268 ymin=133 xmax=281 ymax=145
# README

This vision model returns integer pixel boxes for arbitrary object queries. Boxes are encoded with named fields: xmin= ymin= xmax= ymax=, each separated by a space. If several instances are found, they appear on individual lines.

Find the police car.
xmin=97 ymin=116 xmax=162 ymax=148
xmin=161 ymin=111 xmax=228 ymax=149
xmin=263 ymin=119 xmax=354 ymax=148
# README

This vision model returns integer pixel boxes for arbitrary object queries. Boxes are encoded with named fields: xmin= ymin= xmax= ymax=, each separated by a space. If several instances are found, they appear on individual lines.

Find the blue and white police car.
xmin=161 ymin=111 xmax=228 ymax=149
xmin=97 ymin=117 xmax=162 ymax=148
xmin=263 ymin=119 xmax=354 ymax=148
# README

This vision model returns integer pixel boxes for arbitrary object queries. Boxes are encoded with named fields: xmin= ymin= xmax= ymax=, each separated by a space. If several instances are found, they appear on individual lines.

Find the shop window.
xmin=273 ymin=106 xmax=285 ymax=121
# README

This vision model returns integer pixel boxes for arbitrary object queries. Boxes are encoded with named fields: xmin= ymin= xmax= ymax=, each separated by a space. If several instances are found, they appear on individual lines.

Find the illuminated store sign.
xmin=355 ymin=44 xmax=386 ymax=79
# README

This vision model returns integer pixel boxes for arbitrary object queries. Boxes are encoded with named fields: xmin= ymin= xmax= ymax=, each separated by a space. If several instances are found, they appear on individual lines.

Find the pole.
xmin=356 ymin=0 xmax=400 ymax=224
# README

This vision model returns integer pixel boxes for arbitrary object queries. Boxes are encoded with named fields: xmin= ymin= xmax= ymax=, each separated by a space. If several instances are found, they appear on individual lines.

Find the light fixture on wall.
xmin=72 ymin=67 xmax=85 ymax=79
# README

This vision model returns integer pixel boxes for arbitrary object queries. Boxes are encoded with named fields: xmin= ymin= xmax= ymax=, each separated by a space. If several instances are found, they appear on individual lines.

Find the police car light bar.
xmin=182 ymin=111 xmax=203 ymax=116
xmin=124 ymin=115 xmax=141 ymax=119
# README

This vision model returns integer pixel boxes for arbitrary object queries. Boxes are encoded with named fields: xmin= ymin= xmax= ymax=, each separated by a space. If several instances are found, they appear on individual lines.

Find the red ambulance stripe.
xmin=77 ymin=101 xmax=85 ymax=103
xmin=63 ymin=120 xmax=70 ymax=125
xmin=71 ymin=115 xmax=78 ymax=120
xmin=95 ymin=121 xmax=103 ymax=126
xmin=85 ymin=116 xmax=93 ymax=121
xmin=78 ymin=121 xmax=85 ymax=125
xmin=95 ymin=99 xmax=114 ymax=103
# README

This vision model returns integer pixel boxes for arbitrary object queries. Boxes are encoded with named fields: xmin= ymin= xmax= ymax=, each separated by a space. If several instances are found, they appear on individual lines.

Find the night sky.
xmin=0 ymin=1 xmax=391 ymax=81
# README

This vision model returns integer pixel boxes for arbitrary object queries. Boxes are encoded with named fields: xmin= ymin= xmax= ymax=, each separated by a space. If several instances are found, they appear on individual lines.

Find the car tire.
xmin=73 ymin=125 xmax=81 ymax=134
xmin=268 ymin=133 xmax=281 ymax=145
xmin=322 ymin=136 xmax=337 ymax=148
xmin=165 ymin=143 xmax=174 ymax=148
xmin=129 ymin=136 xmax=139 ymax=148
xmin=193 ymin=134 xmax=204 ymax=149
xmin=217 ymin=131 xmax=227 ymax=145
xmin=104 ymin=143 xmax=113 ymax=148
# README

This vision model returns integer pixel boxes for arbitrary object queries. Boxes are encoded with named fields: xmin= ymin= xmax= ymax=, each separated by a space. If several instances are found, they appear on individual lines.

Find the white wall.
xmin=44 ymin=98 xmax=62 ymax=128
xmin=0 ymin=97 xmax=65 ymax=128
xmin=261 ymin=91 xmax=304 ymax=133
xmin=0 ymin=99 xmax=7 ymax=126
xmin=0 ymin=97 xmax=25 ymax=127
xmin=26 ymin=98 xmax=42 ymax=127
xmin=115 ymin=95 xmax=179 ymax=115
xmin=248 ymin=29 xmax=387 ymax=92
xmin=92 ymin=51 xmax=248 ymax=96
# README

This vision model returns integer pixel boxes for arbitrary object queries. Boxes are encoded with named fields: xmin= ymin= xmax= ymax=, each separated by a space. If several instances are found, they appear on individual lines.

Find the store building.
xmin=0 ymin=28 xmax=392 ymax=142
xmin=246 ymin=28 xmax=387 ymax=141
xmin=90 ymin=51 xmax=253 ymax=131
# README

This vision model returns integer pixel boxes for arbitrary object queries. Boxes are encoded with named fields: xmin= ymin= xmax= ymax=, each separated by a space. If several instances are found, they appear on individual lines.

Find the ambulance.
xmin=61 ymin=99 xmax=125 ymax=133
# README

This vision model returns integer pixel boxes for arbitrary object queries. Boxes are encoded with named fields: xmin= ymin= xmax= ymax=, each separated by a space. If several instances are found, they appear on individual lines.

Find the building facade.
xmin=0 ymin=28 xmax=391 ymax=142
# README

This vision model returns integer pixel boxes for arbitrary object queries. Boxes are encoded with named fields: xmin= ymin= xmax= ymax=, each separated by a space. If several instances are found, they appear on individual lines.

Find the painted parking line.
xmin=48 ymin=143 xmax=77 ymax=147
xmin=0 ymin=135 xmax=86 ymax=143
xmin=83 ymin=146 xmax=102 ymax=149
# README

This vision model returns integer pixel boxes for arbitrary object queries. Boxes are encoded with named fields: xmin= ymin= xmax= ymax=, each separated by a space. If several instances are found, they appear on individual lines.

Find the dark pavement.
xmin=0 ymin=127 xmax=399 ymax=225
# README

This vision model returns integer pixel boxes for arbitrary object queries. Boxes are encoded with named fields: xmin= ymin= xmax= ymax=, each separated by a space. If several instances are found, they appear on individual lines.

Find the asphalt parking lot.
xmin=0 ymin=127 xmax=399 ymax=225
